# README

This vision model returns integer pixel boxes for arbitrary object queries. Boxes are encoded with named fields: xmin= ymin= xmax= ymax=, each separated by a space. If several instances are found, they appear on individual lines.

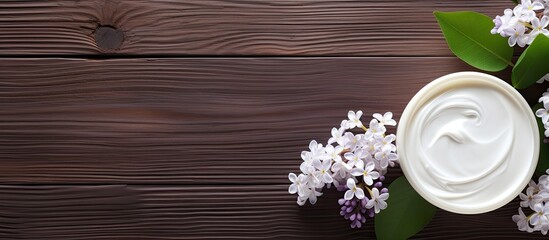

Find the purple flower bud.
xmin=341 ymin=206 xmax=347 ymax=211
xmin=346 ymin=207 xmax=353 ymax=213
xmin=360 ymin=217 xmax=367 ymax=223
xmin=344 ymin=213 xmax=351 ymax=220
xmin=355 ymin=220 xmax=362 ymax=228
xmin=356 ymin=213 xmax=362 ymax=221
xmin=362 ymin=198 xmax=369 ymax=208
xmin=350 ymin=221 xmax=357 ymax=228
xmin=374 ymin=181 xmax=383 ymax=188
xmin=379 ymin=175 xmax=385 ymax=181
xmin=340 ymin=210 xmax=346 ymax=216
xmin=351 ymin=200 xmax=357 ymax=207
xmin=345 ymin=200 xmax=351 ymax=206
xmin=350 ymin=213 xmax=356 ymax=221
xmin=368 ymin=208 xmax=375 ymax=217
xmin=381 ymin=188 xmax=389 ymax=194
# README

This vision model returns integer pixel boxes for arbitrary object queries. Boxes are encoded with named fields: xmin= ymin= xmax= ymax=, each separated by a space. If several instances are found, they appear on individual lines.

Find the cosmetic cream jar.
xmin=397 ymin=72 xmax=539 ymax=214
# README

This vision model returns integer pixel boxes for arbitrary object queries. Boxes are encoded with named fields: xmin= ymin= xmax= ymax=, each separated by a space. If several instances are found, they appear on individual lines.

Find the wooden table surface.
xmin=1 ymin=1 xmax=547 ymax=239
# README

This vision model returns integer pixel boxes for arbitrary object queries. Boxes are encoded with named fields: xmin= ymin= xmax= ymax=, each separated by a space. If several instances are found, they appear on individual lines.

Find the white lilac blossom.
xmin=288 ymin=110 xmax=398 ymax=228
xmin=536 ymin=89 xmax=549 ymax=137
xmin=491 ymin=0 xmax=549 ymax=88
xmin=513 ymin=170 xmax=549 ymax=234
xmin=491 ymin=0 xmax=548 ymax=47
xmin=365 ymin=187 xmax=389 ymax=214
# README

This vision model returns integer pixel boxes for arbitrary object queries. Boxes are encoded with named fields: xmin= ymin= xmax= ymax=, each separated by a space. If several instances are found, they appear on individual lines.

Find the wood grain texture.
xmin=0 ymin=0 xmax=513 ymax=55
xmin=3 ymin=57 xmax=545 ymax=184
xmin=0 ymin=184 xmax=539 ymax=239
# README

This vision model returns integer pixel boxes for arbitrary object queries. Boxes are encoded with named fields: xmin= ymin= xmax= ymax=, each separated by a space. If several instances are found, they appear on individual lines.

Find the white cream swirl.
xmin=398 ymin=72 xmax=539 ymax=214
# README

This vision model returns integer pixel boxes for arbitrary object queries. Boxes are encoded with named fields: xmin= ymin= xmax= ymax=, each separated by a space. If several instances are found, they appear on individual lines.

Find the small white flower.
xmin=299 ymin=161 xmax=315 ymax=175
xmin=347 ymin=110 xmax=364 ymax=129
xmin=321 ymin=145 xmax=344 ymax=162
xmin=492 ymin=9 xmax=518 ymax=36
xmin=328 ymin=127 xmax=345 ymax=145
xmin=513 ymin=207 xmax=533 ymax=232
xmin=530 ymin=16 xmax=549 ymax=40
xmin=373 ymin=112 xmax=397 ymax=126
xmin=365 ymin=188 xmax=389 ymax=213
xmin=374 ymin=146 xmax=399 ymax=168
xmin=288 ymin=173 xmax=308 ymax=196
xmin=344 ymin=178 xmax=365 ymax=200
xmin=530 ymin=203 xmax=549 ymax=226
xmin=313 ymin=160 xmax=334 ymax=184
xmin=519 ymin=0 xmax=545 ymax=21
xmin=366 ymin=119 xmax=386 ymax=138
xmin=344 ymin=149 xmax=366 ymax=169
xmin=362 ymin=137 xmax=378 ymax=155
xmin=374 ymin=134 xmax=397 ymax=151
xmin=342 ymin=132 xmax=361 ymax=150
xmin=540 ymin=173 xmax=549 ymax=191
xmin=307 ymin=140 xmax=325 ymax=160
xmin=505 ymin=23 xmax=528 ymax=47
xmin=520 ymin=185 xmax=543 ymax=209
xmin=350 ymin=162 xmax=380 ymax=186
xmin=536 ymin=101 xmax=549 ymax=124
xmin=331 ymin=161 xmax=351 ymax=178
xmin=298 ymin=188 xmax=323 ymax=205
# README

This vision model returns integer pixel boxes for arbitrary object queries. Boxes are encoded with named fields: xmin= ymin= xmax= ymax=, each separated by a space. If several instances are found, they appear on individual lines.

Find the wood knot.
xmin=95 ymin=26 xmax=124 ymax=51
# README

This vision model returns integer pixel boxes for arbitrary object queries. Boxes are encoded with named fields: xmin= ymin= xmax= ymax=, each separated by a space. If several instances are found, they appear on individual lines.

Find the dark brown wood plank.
xmin=0 ymin=57 xmax=545 ymax=184
xmin=0 ymin=184 xmax=538 ymax=239
xmin=0 ymin=0 xmax=513 ymax=55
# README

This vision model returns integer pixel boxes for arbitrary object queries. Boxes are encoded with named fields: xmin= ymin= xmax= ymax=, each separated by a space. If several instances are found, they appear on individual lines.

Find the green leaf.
xmin=375 ymin=176 xmax=437 ymax=240
xmin=434 ymin=11 xmax=514 ymax=72
xmin=532 ymin=103 xmax=549 ymax=175
xmin=512 ymin=35 xmax=549 ymax=89
xmin=511 ymin=0 xmax=519 ymax=3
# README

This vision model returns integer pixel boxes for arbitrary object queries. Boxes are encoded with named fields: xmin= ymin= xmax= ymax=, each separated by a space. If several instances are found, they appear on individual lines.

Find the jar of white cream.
xmin=397 ymin=72 xmax=539 ymax=214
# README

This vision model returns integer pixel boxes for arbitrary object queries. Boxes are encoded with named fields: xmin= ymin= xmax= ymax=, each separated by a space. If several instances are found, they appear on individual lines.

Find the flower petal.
xmin=364 ymin=176 xmax=373 ymax=186
xmin=373 ymin=113 xmax=382 ymax=121
xmin=365 ymin=199 xmax=375 ymax=209
xmin=322 ymin=159 xmax=332 ymax=169
xmin=379 ymin=192 xmax=389 ymax=200
xmin=348 ymin=111 xmax=355 ymax=120
xmin=365 ymin=161 xmax=376 ymax=172
xmin=355 ymin=188 xmax=365 ymax=199
xmin=309 ymin=140 xmax=317 ymax=151
xmin=344 ymin=190 xmax=354 ymax=200
xmin=370 ymin=171 xmax=380 ymax=180
xmin=288 ymin=173 xmax=297 ymax=182
xmin=350 ymin=168 xmax=364 ymax=176
xmin=323 ymin=173 xmax=333 ymax=183
xmin=378 ymin=201 xmax=388 ymax=211
xmin=347 ymin=178 xmax=355 ymax=189
xmin=289 ymin=184 xmax=298 ymax=194
xmin=309 ymin=194 xmax=317 ymax=205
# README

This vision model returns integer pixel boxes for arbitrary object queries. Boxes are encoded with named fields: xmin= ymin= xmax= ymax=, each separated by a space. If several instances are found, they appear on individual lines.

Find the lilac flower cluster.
xmin=288 ymin=110 xmax=398 ymax=228
xmin=491 ymin=0 xmax=549 ymax=83
xmin=513 ymin=170 xmax=549 ymax=234
xmin=491 ymin=0 xmax=549 ymax=47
